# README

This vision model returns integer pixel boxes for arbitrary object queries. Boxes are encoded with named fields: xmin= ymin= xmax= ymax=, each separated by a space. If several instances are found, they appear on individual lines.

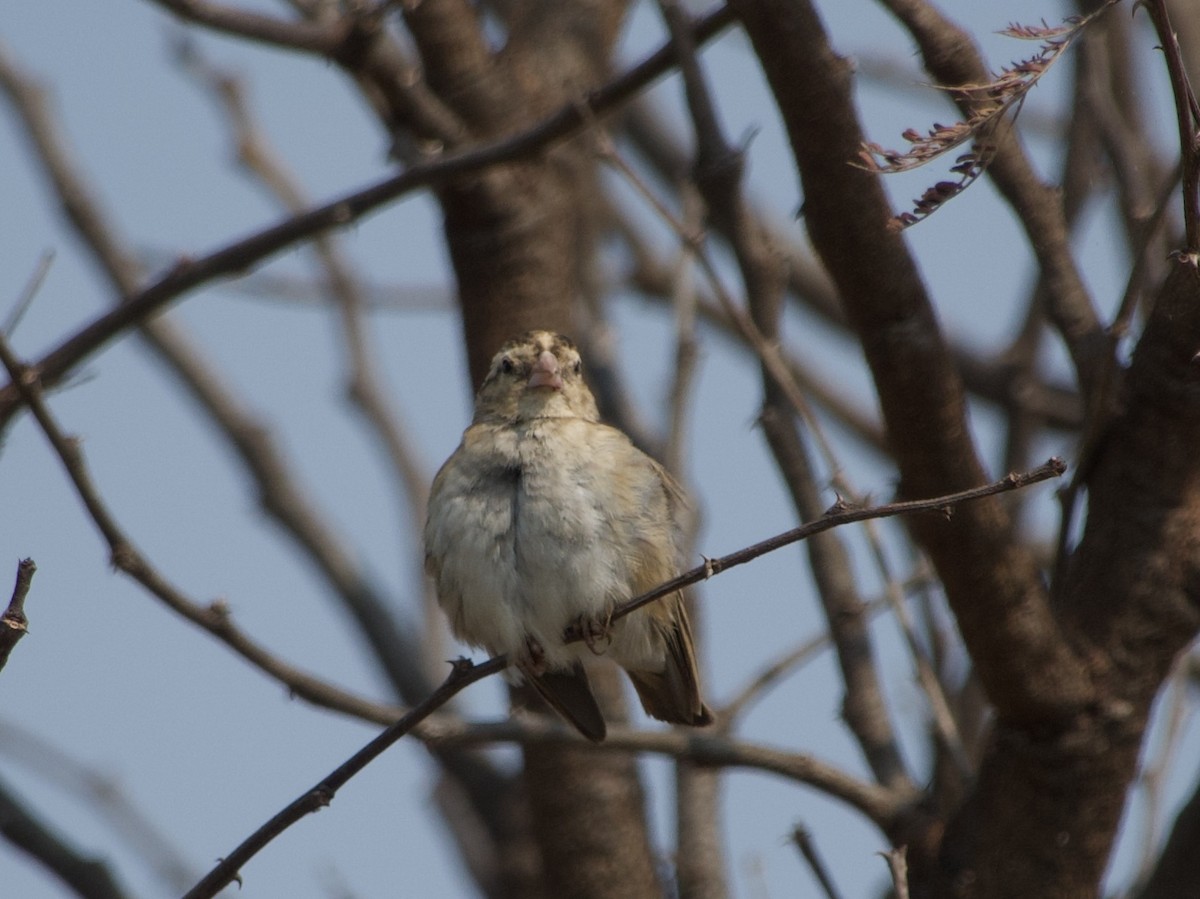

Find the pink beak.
xmin=527 ymin=350 xmax=564 ymax=390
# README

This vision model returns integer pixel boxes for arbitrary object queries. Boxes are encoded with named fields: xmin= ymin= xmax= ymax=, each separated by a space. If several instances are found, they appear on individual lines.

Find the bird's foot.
xmin=578 ymin=611 xmax=614 ymax=656
xmin=521 ymin=636 xmax=548 ymax=676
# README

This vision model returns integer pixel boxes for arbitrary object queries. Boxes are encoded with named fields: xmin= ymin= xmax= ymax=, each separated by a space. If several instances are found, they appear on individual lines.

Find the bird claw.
xmin=521 ymin=636 xmax=548 ymax=675
xmin=578 ymin=612 xmax=613 ymax=656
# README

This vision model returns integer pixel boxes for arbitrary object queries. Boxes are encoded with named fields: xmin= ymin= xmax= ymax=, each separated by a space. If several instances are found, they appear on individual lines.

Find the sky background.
xmin=2 ymin=1 xmax=1196 ymax=897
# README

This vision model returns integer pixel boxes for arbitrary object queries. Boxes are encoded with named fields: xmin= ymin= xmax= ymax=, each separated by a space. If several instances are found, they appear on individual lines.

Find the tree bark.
xmin=729 ymin=0 xmax=1200 ymax=895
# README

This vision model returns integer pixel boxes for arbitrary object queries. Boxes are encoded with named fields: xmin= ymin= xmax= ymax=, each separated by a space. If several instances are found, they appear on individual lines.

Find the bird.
xmin=424 ymin=330 xmax=713 ymax=741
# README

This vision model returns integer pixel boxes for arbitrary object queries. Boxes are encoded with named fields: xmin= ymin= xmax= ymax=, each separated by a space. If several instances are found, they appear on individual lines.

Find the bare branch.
xmin=3 ymin=250 xmax=54 ymax=335
xmin=0 ymin=331 xmax=405 ymax=727
xmin=790 ymin=825 xmax=845 ymax=899
xmin=731 ymin=0 xmax=1092 ymax=726
xmin=182 ymin=655 xmax=506 ymax=899
xmin=0 ymin=34 xmax=448 ymax=708
xmin=0 ymin=719 xmax=198 ymax=892
xmin=0 ymin=772 xmax=129 ymax=899
xmin=579 ymin=457 xmax=1067 ymax=635
xmin=0 ymin=7 xmax=737 ymax=426
xmin=720 ymin=600 xmax=879 ymax=723
xmin=174 ymin=453 xmax=1064 ymax=897
xmin=146 ymin=0 xmax=353 ymax=54
xmin=185 ymin=679 xmax=912 ymax=899
xmin=421 ymin=717 xmax=908 ymax=827
xmin=0 ymin=559 xmax=35 ymax=675
xmin=177 ymin=46 xmax=442 ymax=675
xmin=1140 ymin=0 xmax=1200 ymax=251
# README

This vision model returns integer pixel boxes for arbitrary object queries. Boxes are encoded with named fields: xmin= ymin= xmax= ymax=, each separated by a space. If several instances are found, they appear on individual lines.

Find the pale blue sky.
xmin=1 ymin=2 xmax=1191 ymax=897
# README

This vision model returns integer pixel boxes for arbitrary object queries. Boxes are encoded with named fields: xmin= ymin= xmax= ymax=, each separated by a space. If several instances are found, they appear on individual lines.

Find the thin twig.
xmin=148 ymin=0 xmax=354 ymax=54
xmin=186 ymin=688 xmax=908 ymax=899
xmin=181 ymin=655 xmax=505 ymax=899
xmin=717 ymin=590 xmax=933 ymax=723
xmin=571 ymin=456 xmax=1067 ymax=637
xmin=864 ymin=517 xmax=973 ymax=778
xmin=598 ymin=121 xmax=864 ymax=505
xmin=0 ymin=6 xmax=737 ymax=425
xmin=0 ymin=772 xmax=129 ymax=899
xmin=0 ymin=331 xmax=405 ymax=726
xmin=595 ymin=135 xmax=833 ymax=461
xmin=177 ymin=45 xmax=441 ymax=677
xmin=1111 ymin=161 xmax=1183 ymax=342
xmin=3 ymin=250 xmax=54 ymax=335
xmin=178 ymin=456 xmax=1065 ymax=895
xmin=791 ymin=825 xmax=845 ymax=899
xmin=0 ymin=718 xmax=198 ymax=891
xmin=420 ymin=715 xmax=908 ymax=823
xmin=1141 ymin=0 xmax=1200 ymax=251
xmin=0 ymin=558 xmax=35 ymax=674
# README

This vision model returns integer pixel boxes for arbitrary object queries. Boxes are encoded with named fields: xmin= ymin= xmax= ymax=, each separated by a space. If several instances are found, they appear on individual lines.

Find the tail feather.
xmin=628 ymin=594 xmax=713 ymax=726
xmin=522 ymin=661 xmax=607 ymax=742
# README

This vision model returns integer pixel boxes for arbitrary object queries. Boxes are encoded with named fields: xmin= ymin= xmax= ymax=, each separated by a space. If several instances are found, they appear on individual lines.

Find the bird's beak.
xmin=527 ymin=350 xmax=564 ymax=390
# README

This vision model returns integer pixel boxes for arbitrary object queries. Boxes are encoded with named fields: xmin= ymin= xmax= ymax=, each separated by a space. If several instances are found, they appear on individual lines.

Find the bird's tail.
xmin=626 ymin=596 xmax=714 ymax=727
xmin=522 ymin=661 xmax=608 ymax=742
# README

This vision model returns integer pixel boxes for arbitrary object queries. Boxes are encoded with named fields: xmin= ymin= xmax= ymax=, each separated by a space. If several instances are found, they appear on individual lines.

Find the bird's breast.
xmin=428 ymin=419 xmax=664 ymax=669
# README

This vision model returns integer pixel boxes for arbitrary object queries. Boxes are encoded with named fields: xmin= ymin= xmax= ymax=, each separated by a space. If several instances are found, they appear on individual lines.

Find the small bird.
xmin=425 ymin=330 xmax=713 ymax=741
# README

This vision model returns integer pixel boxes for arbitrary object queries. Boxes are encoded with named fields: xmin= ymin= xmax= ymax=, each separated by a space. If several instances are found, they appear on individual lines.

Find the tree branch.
xmin=0 ymin=559 xmax=35 ymax=675
xmin=182 ymin=655 xmax=506 ymax=899
xmin=0 ymin=719 xmax=198 ymax=892
xmin=419 ymin=718 xmax=909 ymax=828
xmin=578 ymin=456 xmax=1066 ymax=634
xmin=728 ymin=0 xmax=1092 ymax=725
xmin=874 ymin=0 xmax=1109 ymax=393
xmin=147 ymin=0 xmax=351 ymax=54
xmin=0 ymin=331 xmax=406 ymax=727
xmin=0 ymin=6 xmax=737 ymax=427
xmin=0 ymin=773 xmax=129 ymax=899
xmin=174 ymin=452 xmax=1063 ymax=896
xmin=1141 ymin=0 xmax=1200 ymax=252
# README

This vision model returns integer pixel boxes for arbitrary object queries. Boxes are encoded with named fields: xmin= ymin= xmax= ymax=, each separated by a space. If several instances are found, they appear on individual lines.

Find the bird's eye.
xmin=500 ymin=357 xmax=516 ymax=374
xmin=572 ymin=359 xmax=582 ymax=374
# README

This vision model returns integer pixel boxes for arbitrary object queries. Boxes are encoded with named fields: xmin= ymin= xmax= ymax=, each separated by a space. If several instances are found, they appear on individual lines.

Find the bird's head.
xmin=474 ymin=330 xmax=599 ymax=424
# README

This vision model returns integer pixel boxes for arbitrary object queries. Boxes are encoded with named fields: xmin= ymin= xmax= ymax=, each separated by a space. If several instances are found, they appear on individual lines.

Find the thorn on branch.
xmin=207 ymin=599 xmax=232 ymax=623
xmin=878 ymin=846 xmax=911 ymax=899
xmin=449 ymin=656 xmax=480 ymax=679
xmin=109 ymin=543 xmax=138 ymax=574
xmin=824 ymin=495 xmax=853 ymax=515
